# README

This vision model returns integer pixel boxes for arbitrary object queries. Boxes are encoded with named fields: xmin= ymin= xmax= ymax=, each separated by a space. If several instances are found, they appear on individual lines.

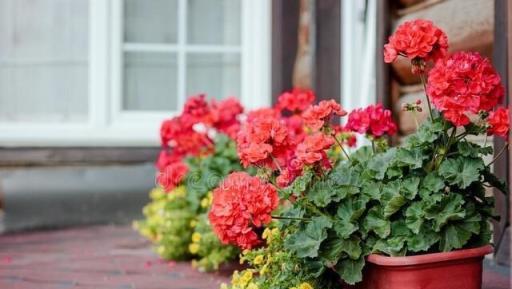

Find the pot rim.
xmin=366 ymin=245 xmax=493 ymax=266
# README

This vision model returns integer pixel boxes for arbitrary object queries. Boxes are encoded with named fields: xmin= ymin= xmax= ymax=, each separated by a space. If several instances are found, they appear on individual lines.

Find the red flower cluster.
xmin=296 ymin=132 xmax=334 ymax=166
xmin=302 ymin=100 xmax=347 ymax=131
xmin=384 ymin=19 xmax=448 ymax=64
xmin=210 ymin=97 xmax=244 ymax=139
xmin=157 ymin=95 xmax=244 ymax=192
xmin=236 ymin=114 xmax=293 ymax=169
xmin=276 ymin=88 xmax=316 ymax=113
xmin=427 ymin=52 xmax=504 ymax=126
xmin=345 ymin=104 xmax=397 ymax=137
xmin=208 ymin=172 xmax=279 ymax=249
xmin=488 ymin=107 xmax=510 ymax=138
xmin=156 ymin=161 xmax=189 ymax=192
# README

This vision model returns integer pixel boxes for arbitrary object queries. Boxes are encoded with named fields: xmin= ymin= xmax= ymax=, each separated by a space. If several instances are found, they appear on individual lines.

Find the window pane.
xmin=124 ymin=0 xmax=178 ymax=43
xmin=123 ymin=52 xmax=178 ymax=111
xmin=187 ymin=0 xmax=241 ymax=45
xmin=0 ymin=0 xmax=89 ymax=122
xmin=186 ymin=53 xmax=240 ymax=99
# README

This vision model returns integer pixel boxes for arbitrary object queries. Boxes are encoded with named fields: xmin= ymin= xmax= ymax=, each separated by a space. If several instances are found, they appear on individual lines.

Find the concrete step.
xmin=0 ymin=164 xmax=155 ymax=232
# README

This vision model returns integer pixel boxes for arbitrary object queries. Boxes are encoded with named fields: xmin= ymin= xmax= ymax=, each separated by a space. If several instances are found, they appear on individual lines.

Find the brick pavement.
xmin=0 ymin=225 xmax=230 ymax=289
xmin=0 ymin=225 xmax=509 ymax=289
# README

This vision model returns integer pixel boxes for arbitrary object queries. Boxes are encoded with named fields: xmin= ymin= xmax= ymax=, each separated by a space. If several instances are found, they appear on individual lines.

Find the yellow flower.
xmin=259 ymin=264 xmax=268 ymax=276
xmin=247 ymin=283 xmax=258 ymax=289
xmin=240 ymin=271 xmax=253 ymax=286
xmin=253 ymin=255 xmax=264 ymax=265
xmin=189 ymin=243 xmax=200 ymax=254
xmin=298 ymin=282 xmax=314 ymax=289
xmin=231 ymin=271 xmax=241 ymax=286
xmin=262 ymin=228 xmax=272 ymax=240
xmin=200 ymin=197 xmax=210 ymax=208
xmin=192 ymin=232 xmax=202 ymax=243
xmin=156 ymin=246 xmax=165 ymax=255
xmin=190 ymin=219 xmax=198 ymax=228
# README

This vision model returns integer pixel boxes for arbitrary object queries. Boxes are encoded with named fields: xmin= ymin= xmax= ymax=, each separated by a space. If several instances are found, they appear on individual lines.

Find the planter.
xmin=360 ymin=245 xmax=493 ymax=289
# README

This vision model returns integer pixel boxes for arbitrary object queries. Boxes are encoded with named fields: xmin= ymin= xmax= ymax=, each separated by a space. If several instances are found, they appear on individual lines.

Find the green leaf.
xmin=373 ymin=237 xmax=406 ymax=256
xmin=282 ymin=170 xmax=314 ymax=198
xmin=319 ymin=234 xmax=345 ymax=267
xmin=439 ymin=223 xmax=472 ymax=252
xmin=333 ymin=219 xmax=358 ymax=239
xmin=401 ymin=177 xmax=420 ymax=200
xmin=339 ymin=236 xmax=363 ymax=260
xmin=367 ymin=148 xmax=396 ymax=180
xmin=457 ymin=141 xmax=493 ymax=157
xmin=438 ymin=157 xmax=484 ymax=189
xmin=405 ymin=201 xmax=424 ymax=234
xmin=395 ymin=148 xmax=426 ymax=169
xmin=363 ymin=207 xmax=390 ymax=238
xmin=337 ymin=196 xmax=369 ymax=223
xmin=362 ymin=182 xmax=381 ymax=200
xmin=407 ymin=224 xmax=440 ymax=252
xmin=420 ymin=172 xmax=445 ymax=194
xmin=425 ymin=194 xmax=466 ymax=231
xmin=308 ymin=180 xmax=337 ymax=207
xmin=334 ymin=257 xmax=365 ymax=285
xmin=285 ymin=216 xmax=332 ymax=258
xmin=382 ymin=181 xmax=406 ymax=217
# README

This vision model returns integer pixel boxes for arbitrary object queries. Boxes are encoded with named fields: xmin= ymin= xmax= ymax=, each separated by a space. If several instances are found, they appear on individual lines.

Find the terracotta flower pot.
xmin=359 ymin=245 xmax=493 ymax=289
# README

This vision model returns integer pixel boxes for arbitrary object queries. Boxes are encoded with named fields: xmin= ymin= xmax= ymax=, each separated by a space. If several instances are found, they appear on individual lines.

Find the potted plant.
xmin=211 ymin=21 xmax=509 ymax=289
xmin=356 ymin=19 xmax=509 ymax=289
xmin=279 ymin=19 xmax=509 ymax=289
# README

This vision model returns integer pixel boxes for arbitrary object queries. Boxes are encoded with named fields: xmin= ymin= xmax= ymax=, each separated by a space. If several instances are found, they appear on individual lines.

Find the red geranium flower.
xmin=345 ymin=104 xmax=397 ymax=137
xmin=488 ymin=107 xmax=510 ymax=138
xmin=427 ymin=52 xmax=504 ymax=126
xmin=211 ymin=97 xmax=244 ymax=139
xmin=302 ymin=100 xmax=347 ymax=131
xmin=384 ymin=19 xmax=448 ymax=64
xmin=276 ymin=88 xmax=316 ymax=113
xmin=296 ymin=132 xmax=335 ymax=166
xmin=237 ymin=115 xmax=293 ymax=168
xmin=180 ymin=94 xmax=212 ymax=128
xmin=157 ymin=161 xmax=188 ymax=192
xmin=208 ymin=172 xmax=279 ymax=249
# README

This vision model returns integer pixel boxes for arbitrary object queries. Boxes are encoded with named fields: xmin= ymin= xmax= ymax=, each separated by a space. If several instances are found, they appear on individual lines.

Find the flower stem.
xmin=487 ymin=143 xmax=509 ymax=167
xmin=419 ymin=73 xmax=434 ymax=120
xmin=270 ymin=154 xmax=283 ymax=173
xmin=371 ymin=140 xmax=376 ymax=154
xmin=332 ymin=133 xmax=351 ymax=161
xmin=271 ymin=215 xmax=310 ymax=222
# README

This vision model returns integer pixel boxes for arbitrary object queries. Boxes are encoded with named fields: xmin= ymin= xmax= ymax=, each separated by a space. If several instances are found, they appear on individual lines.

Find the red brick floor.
xmin=0 ymin=225 xmax=231 ymax=289
xmin=0 ymin=225 xmax=509 ymax=289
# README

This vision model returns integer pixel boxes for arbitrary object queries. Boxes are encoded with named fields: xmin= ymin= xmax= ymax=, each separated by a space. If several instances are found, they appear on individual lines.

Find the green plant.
xmin=220 ymin=225 xmax=340 ymax=289
xmin=135 ymin=135 xmax=244 ymax=270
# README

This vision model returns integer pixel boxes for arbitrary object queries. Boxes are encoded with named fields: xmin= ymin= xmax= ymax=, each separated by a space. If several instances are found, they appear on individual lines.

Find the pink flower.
xmin=345 ymin=104 xmax=397 ymax=137
xmin=427 ymin=52 xmax=504 ymax=126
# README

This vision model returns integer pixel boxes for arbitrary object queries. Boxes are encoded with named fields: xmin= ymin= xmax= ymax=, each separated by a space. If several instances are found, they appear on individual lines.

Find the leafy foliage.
xmin=135 ymin=135 xmax=243 ymax=270
xmin=221 ymin=225 xmax=341 ymax=289
xmin=280 ymin=117 xmax=500 ymax=285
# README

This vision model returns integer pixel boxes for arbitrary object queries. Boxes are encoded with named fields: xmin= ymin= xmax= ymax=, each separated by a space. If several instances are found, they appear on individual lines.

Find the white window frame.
xmin=0 ymin=0 xmax=270 ymax=147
